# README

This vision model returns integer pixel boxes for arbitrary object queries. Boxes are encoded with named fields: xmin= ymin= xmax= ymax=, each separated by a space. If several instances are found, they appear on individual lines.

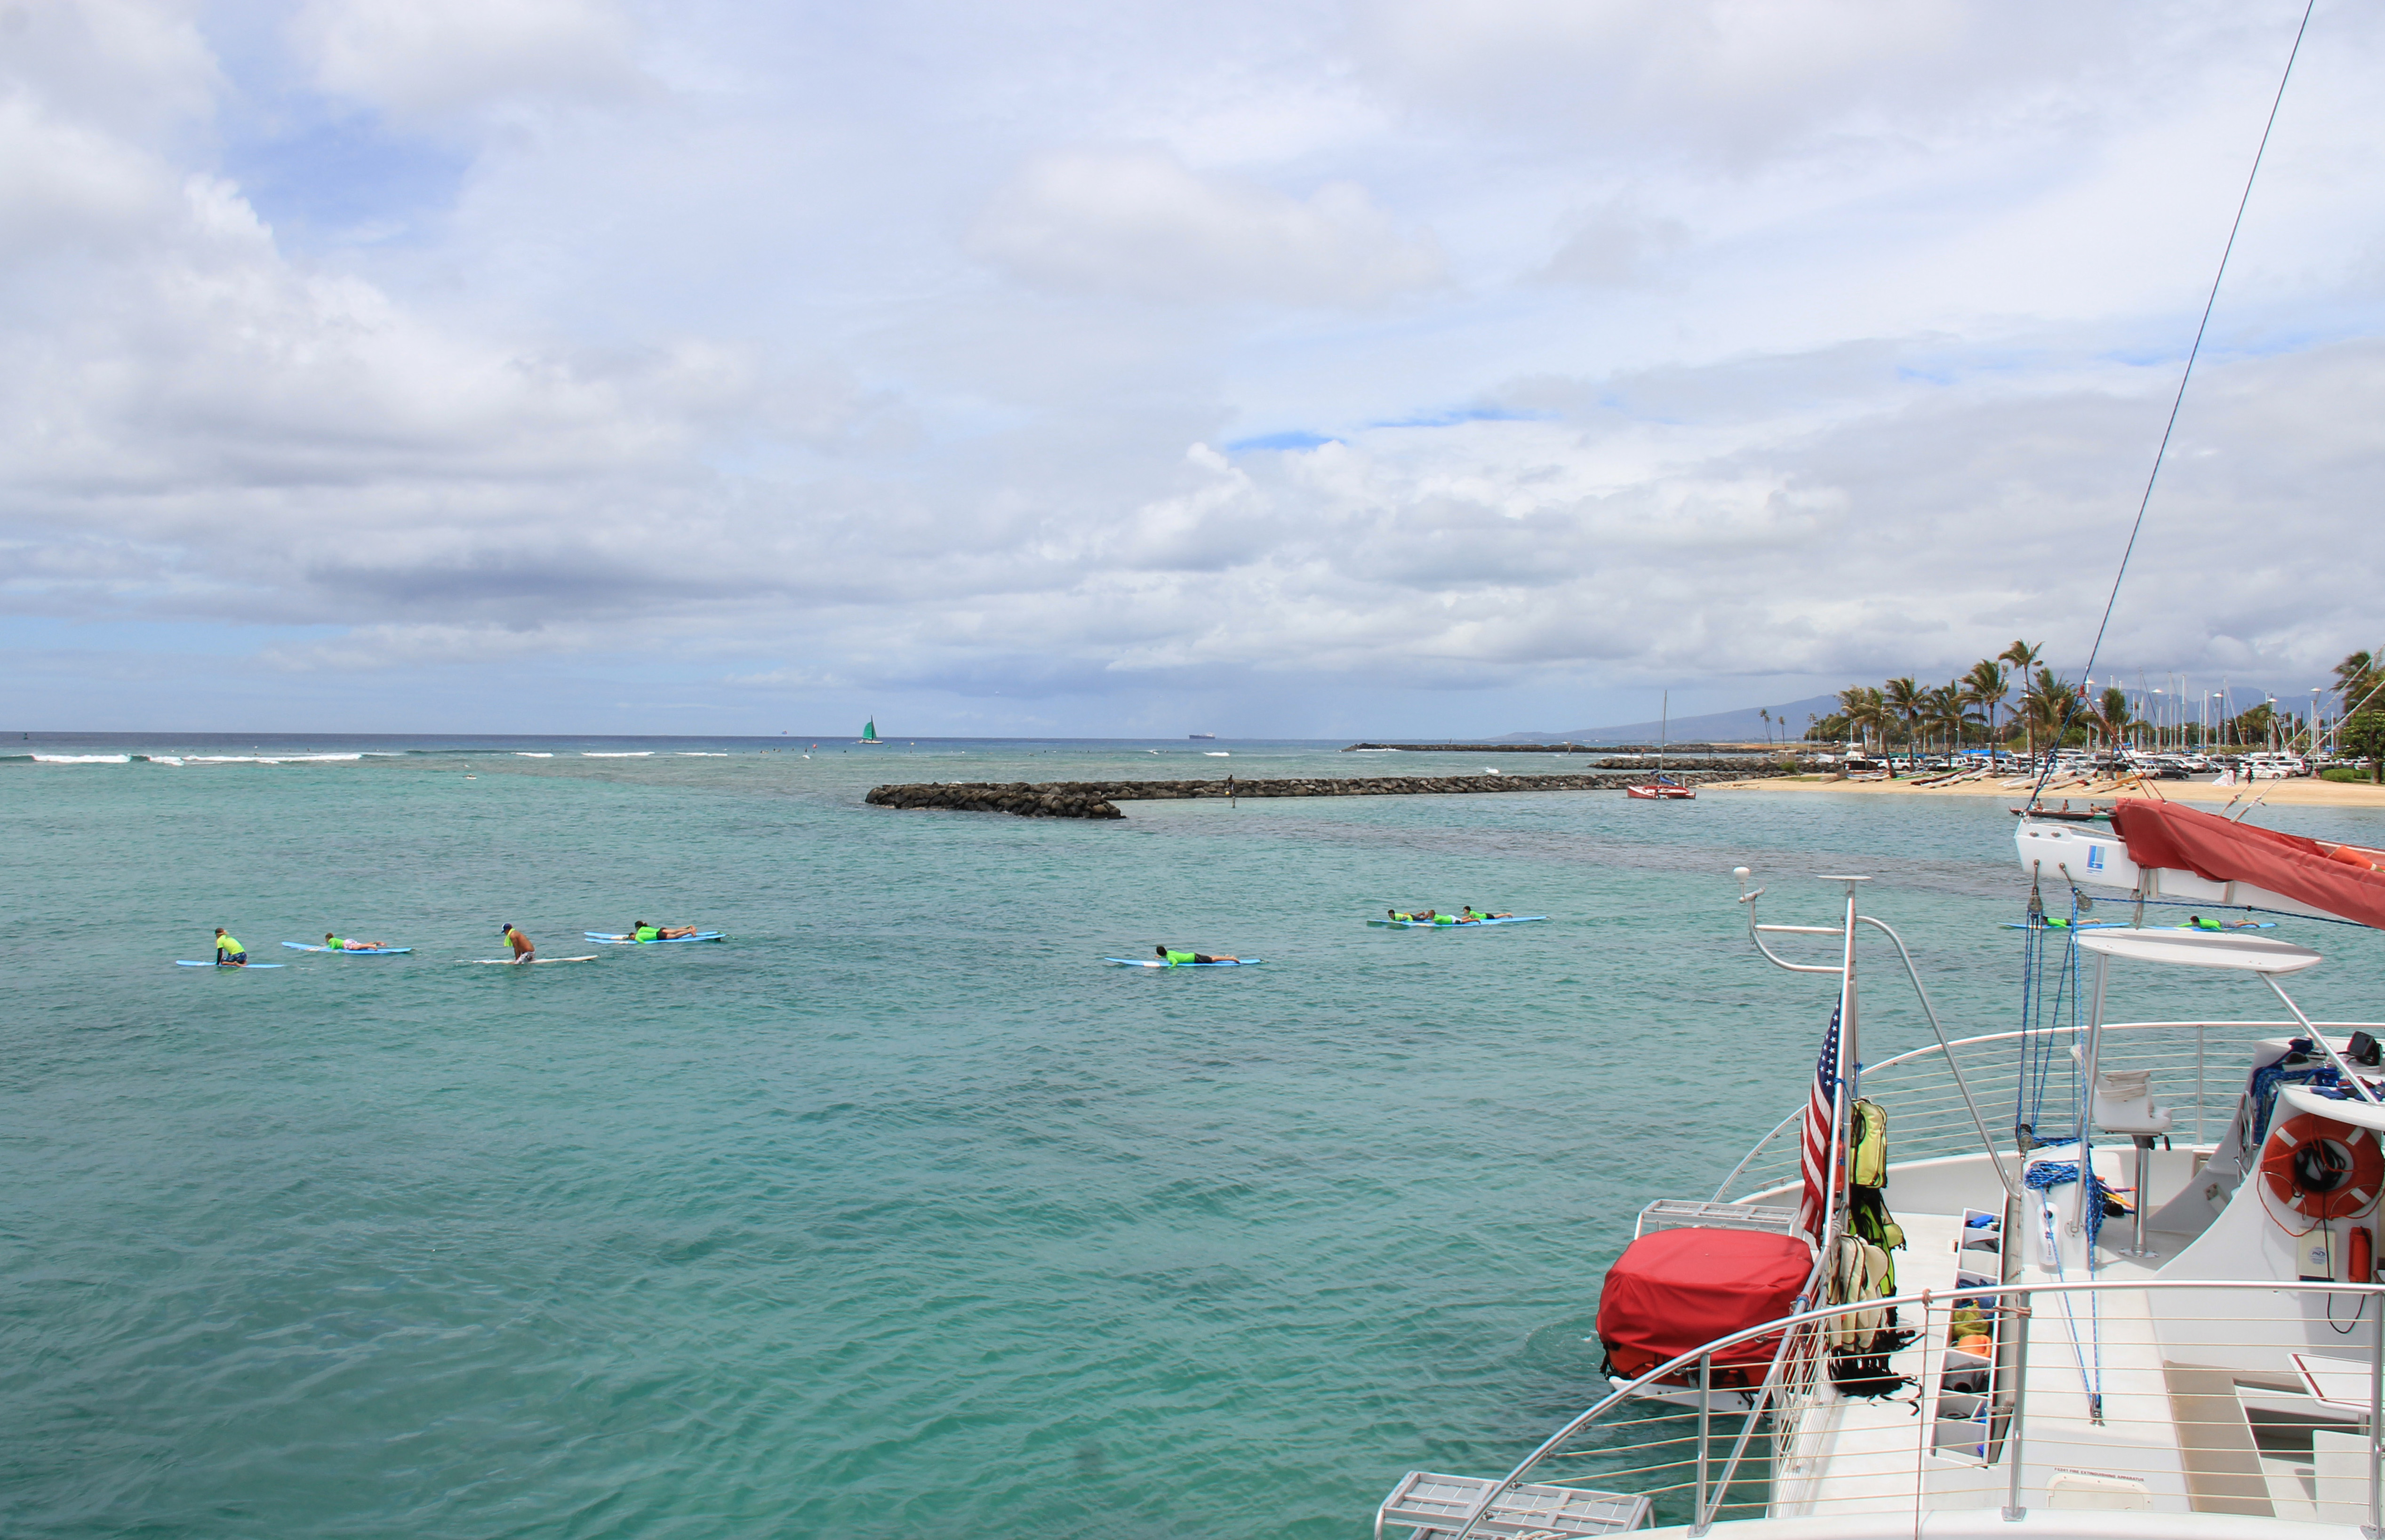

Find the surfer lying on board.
xmin=501 ymin=924 xmax=535 ymax=964
xmin=628 ymin=921 xmax=703 ymax=941
xmin=1155 ymin=946 xmax=1239 ymax=965
xmin=1461 ymin=907 xmax=1514 ymax=921
xmin=1388 ymin=909 xmax=1437 ymax=923
xmin=324 ymin=932 xmax=389 ymax=951
xmin=213 ymin=928 xmax=248 ymax=965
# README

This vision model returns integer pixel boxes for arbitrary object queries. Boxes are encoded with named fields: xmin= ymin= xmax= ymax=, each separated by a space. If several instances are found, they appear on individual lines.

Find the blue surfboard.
xmin=585 ymin=931 xmax=725 ymax=943
xmin=176 ymin=961 xmax=286 ymax=968
xmin=282 ymin=942 xmax=413 ymax=953
xmin=1368 ymin=915 xmax=1547 ymax=928
xmin=1103 ymin=958 xmax=1261 ymax=967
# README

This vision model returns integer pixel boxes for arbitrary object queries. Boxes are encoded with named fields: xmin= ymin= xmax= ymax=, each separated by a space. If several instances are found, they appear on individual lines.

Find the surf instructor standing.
xmin=501 ymin=924 xmax=535 ymax=965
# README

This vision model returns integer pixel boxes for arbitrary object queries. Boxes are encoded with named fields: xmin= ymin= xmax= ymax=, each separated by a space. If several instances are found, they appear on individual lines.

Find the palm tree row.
xmin=1809 ymin=640 xmax=2078 ymax=758
xmin=1809 ymin=644 xmax=2385 ymax=761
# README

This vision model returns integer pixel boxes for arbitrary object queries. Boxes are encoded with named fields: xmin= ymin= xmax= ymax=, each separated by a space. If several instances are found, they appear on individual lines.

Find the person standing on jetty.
xmin=501 ymin=924 xmax=535 ymax=964
xmin=212 ymin=928 xmax=248 ymax=966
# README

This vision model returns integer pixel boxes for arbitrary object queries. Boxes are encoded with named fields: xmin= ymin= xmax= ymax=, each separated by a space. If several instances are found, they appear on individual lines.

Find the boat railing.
xmin=1709 ymin=1019 xmax=2385 ymax=1205
xmin=1380 ymin=1277 xmax=2385 ymax=1540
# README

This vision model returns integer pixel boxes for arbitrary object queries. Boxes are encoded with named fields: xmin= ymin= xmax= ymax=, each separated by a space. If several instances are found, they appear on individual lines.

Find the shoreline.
xmin=1707 ymin=774 xmax=2385 ymax=810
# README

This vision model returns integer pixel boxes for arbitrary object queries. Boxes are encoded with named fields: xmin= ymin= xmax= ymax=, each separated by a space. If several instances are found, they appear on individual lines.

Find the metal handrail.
xmin=1711 ymin=1019 xmax=2385 ymax=1203
xmin=1438 ymin=1277 xmax=2385 ymax=1540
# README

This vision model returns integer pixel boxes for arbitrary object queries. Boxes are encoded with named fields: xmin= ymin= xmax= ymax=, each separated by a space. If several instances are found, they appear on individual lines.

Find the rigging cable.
xmin=2028 ymin=0 xmax=2318 ymax=805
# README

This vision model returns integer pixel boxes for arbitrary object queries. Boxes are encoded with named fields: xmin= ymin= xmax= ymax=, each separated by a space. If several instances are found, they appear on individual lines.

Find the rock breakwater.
xmin=866 ymin=770 xmax=1731 ymax=819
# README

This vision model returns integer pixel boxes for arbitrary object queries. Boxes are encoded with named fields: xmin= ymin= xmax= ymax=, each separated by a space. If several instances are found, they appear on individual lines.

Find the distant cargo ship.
xmin=1187 ymin=733 xmax=1216 ymax=740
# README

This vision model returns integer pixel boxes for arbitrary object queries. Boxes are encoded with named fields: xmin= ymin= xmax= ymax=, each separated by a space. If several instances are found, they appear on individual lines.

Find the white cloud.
xmin=968 ymin=146 xmax=1444 ymax=305
xmin=290 ymin=0 xmax=647 ymax=124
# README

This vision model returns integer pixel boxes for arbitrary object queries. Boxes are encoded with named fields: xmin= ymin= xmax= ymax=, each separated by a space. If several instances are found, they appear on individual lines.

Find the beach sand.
xmin=1710 ymin=773 xmax=2385 ymax=809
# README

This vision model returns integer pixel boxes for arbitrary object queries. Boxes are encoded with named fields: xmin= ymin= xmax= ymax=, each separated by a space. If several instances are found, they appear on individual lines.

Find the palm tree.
xmin=2000 ymin=640 xmax=2044 ymax=677
xmin=1759 ymin=707 xmax=1773 ymax=747
xmin=1924 ymin=683 xmax=1969 ymax=754
xmin=2095 ymin=686 xmax=2133 ymax=754
xmin=1965 ymin=660 xmax=2011 ymax=750
xmin=2337 ymin=649 xmax=2385 ymax=779
xmin=1839 ymin=686 xmax=1891 ymax=754
xmin=1883 ymin=677 xmax=1924 ymax=765
xmin=2019 ymin=667 xmax=2077 ymax=765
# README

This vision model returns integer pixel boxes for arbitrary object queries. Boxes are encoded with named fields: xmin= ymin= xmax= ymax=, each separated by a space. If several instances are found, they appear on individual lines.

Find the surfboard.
xmin=175 ymin=961 xmax=286 ymax=967
xmin=584 ymin=931 xmax=725 ymax=943
xmin=465 ymin=955 xmax=601 ymax=965
xmin=1368 ymin=916 xmax=1547 ymax=928
xmin=1103 ymin=958 xmax=1261 ymax=967
xmin=282 ymin=942 xmax=413 ymax=953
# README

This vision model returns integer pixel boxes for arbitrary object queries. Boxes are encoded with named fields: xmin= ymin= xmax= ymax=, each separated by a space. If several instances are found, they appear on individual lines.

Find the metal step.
xmin=1376 ymin=1471 xmax=1651 ymax=1538
xmin=1634 ymin=1198 xmax=1799 ymax=1238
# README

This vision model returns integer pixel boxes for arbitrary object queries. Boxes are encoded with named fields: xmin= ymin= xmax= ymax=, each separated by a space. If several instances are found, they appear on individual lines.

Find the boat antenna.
xmin=2029 ymin=0 xmax=2315 ymax=806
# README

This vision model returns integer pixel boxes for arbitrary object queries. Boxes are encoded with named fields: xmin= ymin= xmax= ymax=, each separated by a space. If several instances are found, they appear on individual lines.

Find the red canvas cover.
xmin=1596 ymin=1228 xmax=1814 ymax=1383
xmin=2110 ymin=800 xmax=2385 ymax=931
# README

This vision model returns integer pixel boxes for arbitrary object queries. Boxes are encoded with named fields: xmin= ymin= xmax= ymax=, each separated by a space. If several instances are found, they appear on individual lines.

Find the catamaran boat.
xmin=1375 ymin=800 xmax=2385 ymax=1539
xmin=1627 ymin=777 xmax=1697 ymax=801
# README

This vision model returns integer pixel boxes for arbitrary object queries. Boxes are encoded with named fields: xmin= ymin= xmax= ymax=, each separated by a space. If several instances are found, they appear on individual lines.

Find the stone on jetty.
xmin=865 ymin=770 xmax=1729 ymax=819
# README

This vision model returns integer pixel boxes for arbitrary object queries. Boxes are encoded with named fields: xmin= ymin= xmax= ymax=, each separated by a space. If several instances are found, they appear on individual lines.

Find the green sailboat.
xmin=859 ymin=718 xmax=882 ymax=744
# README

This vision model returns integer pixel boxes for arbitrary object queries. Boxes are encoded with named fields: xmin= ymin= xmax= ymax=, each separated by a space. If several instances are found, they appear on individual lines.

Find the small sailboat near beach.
xmin=857 ymin=718 xmax=883 ymax=745
xmin=1627 ymin=690 xmax=1697 ymax=799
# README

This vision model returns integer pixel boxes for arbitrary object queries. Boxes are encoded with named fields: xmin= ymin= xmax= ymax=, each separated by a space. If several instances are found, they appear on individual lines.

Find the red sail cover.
xmin=1597 ymin=1228 xmax=1813 ymax=1384
xmin=2110 ymin=801 xmax=2385 ymax=931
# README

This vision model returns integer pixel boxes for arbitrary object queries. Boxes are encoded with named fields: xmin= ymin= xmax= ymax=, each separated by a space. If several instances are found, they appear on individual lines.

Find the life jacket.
xmin=1848 ymin=1098 xmax=1889 ymax=1189
xmin=1827 ymin=1236 xmax=1894 ymax=1349
xmin=1846 ymin=1187 xmax=1906 ymax=1292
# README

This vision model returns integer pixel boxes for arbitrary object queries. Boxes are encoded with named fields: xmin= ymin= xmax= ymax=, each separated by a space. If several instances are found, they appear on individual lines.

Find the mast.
xmin=1658 ymin=690 xmax=1667 ymax=774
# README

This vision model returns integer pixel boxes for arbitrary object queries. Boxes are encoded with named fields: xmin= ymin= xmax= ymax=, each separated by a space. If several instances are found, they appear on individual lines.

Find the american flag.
xmin=1795 ymin=1003 xmax=1844 ymax=1248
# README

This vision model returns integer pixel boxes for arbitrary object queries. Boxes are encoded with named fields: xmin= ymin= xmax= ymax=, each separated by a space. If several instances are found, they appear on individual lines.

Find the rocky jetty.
xmin=864 ymin=782 xmax=1125 ymax=818
xmin=866 ymin=770 xmax=1732 ymax=819
xmin=1344 ymin=741 xmax=1759 ymax=756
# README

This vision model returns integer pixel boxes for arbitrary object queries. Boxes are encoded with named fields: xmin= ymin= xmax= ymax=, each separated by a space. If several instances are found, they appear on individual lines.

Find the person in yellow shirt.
xmin=213 ymin=928 xmax=248 ymax=966
xmin=501 ymin=924 xmax=535 ymax=964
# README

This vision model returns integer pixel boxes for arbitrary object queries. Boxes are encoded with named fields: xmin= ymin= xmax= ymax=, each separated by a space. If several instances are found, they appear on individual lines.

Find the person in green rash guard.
xmin=1386 ymin=910 xmax=1418 ymax=923
xmin=1461 ymin=907 xmax=1514 ymax=922
xmin=213 ymin=928 xmax=248 ymax=965
xmin=629 ymin=921 xmax=704 ymax=942
xmin=325 ymin=932 xmax=388 ymax=951
xmin=1154 ymin=946 xmax=1240 ymax=965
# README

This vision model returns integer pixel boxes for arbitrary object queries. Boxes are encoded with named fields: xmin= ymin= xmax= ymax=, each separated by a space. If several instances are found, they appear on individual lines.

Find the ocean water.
xmin=7 ymin=735 xmax=2384 ymax=1538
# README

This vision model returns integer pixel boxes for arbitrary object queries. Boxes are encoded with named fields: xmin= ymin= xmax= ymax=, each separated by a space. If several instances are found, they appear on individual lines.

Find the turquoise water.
xmin=7 ymin=739 xmax=2384 ymax=1537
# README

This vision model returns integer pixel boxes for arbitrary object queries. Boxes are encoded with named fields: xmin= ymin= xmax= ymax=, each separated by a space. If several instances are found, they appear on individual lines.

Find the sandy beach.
xmin=1710 ymin=772 xmax=2385 ymax=809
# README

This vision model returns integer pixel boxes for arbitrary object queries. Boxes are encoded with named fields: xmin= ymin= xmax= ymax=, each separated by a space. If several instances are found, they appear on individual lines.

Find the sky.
xmin=4 ymin=0 xmax=2383 ymax=738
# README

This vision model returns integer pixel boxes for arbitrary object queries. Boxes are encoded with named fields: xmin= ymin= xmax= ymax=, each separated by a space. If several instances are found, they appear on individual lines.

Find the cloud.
xmin=290 ymin=0 xmax=647 ymax=125
xmin=3 ymin=0 xmax=2384 ymax=736
xmin=967 ymin=146 xmax=1445 ymax=305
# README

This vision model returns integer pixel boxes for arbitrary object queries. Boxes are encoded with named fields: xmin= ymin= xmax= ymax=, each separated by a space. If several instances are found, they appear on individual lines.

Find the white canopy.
xmin=2074 ymin=926 xmax=2322 ymax=974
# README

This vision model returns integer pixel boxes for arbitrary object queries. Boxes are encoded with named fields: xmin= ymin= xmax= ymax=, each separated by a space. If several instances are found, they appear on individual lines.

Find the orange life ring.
xmin=2262 ymin=1113 xmax=2385 ymax=1221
